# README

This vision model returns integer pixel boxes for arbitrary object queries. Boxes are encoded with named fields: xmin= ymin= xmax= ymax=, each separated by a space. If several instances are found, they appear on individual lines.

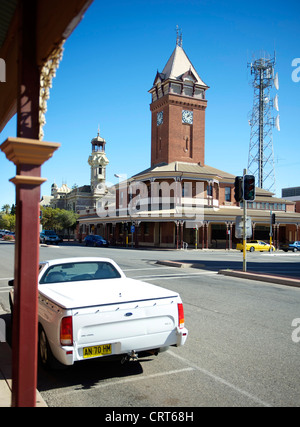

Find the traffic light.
xmin=234 ymin=176 xmax=243 ymax=202
xmin=243 ymin=175 xmax=255 ymax=201
xmin=272 ymin=213 xmax=276 ymax=224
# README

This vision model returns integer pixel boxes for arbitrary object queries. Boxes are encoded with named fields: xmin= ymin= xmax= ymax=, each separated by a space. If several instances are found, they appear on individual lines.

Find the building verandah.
xmin=77 ymin=161 xmax=300 ymax=249
xmin=77 ymin=207 xmax=300 ymax=250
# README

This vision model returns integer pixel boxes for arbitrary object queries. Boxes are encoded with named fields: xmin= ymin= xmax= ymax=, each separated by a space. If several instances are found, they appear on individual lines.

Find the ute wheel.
xmin=38 ymin=326 xmax=65 ymax=370
xmin=39 ymin=326 xmax=54 ymax=369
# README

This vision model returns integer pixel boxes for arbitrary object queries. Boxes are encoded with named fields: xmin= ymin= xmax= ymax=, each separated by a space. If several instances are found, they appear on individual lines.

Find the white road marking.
xmin=167 ymin=350 xmax=272 ymax=407
xmin=133 ymin=271 xmax=217 ymax=280
xmin=49 ymin=367 xmax=194 ymax=396
xmin=0 ymin=287 xmax=11 ymax=293
xmin=123 ymin=266 xmax=176 ymax=272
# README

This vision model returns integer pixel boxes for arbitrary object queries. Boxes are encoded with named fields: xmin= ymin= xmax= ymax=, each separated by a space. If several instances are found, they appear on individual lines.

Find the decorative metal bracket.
xmin=39 ymin=41 xmax=65 ymax=140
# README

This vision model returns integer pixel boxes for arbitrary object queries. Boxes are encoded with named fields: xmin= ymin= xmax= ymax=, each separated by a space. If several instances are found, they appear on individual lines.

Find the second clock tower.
xmin=149 ymin=41 xmax=209 ymax=167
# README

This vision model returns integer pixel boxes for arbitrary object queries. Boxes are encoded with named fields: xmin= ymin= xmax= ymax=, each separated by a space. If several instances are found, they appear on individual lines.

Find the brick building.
xmin=282 ymin=186 xmax=300 ymax=214
xmin=77 ymin=41 xmax=300 ymax=248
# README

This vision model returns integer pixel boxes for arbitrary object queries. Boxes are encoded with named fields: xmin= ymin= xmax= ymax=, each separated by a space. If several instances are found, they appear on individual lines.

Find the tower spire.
xmin=176 ymin=25 xmax=182 ymax=47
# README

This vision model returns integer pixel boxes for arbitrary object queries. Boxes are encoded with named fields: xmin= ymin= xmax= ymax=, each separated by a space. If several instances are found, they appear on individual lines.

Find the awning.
xmin=0 ymin=0 xmax=93 ymax=132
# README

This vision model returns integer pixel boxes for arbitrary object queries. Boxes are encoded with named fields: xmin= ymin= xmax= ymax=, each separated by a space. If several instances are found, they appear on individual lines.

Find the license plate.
xmin=83 ymin=344 xmax=112 ymax=358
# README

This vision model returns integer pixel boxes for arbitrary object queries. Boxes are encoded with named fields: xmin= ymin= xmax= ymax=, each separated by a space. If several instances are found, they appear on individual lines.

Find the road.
xmin=1 ymin=241 xmax=300 ymax=407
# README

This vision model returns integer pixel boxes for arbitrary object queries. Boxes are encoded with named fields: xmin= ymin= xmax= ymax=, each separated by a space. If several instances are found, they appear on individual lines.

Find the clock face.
xmin=182 ymin=110 xmax=193 ymax=124
xmin=157 ymin=111 xmax=163 ymax=126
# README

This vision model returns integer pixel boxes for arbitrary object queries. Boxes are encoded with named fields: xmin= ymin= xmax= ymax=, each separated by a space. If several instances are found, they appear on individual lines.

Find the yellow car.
xmin=236 ymin=240 xmax=275 ymax=252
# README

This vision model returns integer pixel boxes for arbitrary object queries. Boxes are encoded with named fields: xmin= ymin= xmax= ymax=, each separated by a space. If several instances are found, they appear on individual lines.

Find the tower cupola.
xmin=91 ymin=129 xmax=106 ymax=152
xmin=88 ymin=127 xmax=109 ymax=194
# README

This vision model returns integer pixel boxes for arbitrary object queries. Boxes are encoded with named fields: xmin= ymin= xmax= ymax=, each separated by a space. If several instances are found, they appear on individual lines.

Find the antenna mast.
xmin=247 ymin=52 xmax=279 ymax=193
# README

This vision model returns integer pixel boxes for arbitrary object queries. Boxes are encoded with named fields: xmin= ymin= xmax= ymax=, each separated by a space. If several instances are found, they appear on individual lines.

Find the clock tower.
xmin=149 ymin=40 xmax=209 ymax=167
xmin=88 ymin=128 xmax=109 ymax=194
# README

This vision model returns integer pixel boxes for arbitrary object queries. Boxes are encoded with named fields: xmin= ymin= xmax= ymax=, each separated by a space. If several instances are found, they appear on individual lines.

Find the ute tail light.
xmin=178 ymin=303 xmax=185 ymax=329
xmin=60 ymin=316 xmax=73 ymax=346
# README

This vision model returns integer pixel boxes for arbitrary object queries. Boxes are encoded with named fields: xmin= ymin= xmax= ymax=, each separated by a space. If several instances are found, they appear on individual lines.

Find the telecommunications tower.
xmin=247 ymin=52 xmax=280 ymax=193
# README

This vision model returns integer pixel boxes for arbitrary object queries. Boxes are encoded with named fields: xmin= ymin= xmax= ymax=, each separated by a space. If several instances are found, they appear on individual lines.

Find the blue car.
xmin=281 ymin=241 xmax=300 ymax=252
xmin=84 ymin=235 xmax=109 ymax=247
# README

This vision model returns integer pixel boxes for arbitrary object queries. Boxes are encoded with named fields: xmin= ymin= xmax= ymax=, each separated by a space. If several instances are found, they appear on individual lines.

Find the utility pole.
xmin=270 ymin=212 xmax=275 ymax=248
xmin=270 ymin=210 xmax=273 ymax=248
xmin=243 ymin=169 xmax=247 ymax=272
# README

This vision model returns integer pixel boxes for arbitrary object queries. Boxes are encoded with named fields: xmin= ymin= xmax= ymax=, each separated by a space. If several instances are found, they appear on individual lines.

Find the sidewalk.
xmin=157 ymin=259 xmax=300 ymax=288
xmin=0 ymin=342 xmax=11 ymax=407
xmin=218 ymin=269 xmax=300 ymax=288
xmin=0 ymin=310 xmax=47 ymax=407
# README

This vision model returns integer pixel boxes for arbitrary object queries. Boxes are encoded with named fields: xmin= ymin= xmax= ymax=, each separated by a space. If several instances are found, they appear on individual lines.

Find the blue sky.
xmin=1 ymin=0 xmax=300 ymax=208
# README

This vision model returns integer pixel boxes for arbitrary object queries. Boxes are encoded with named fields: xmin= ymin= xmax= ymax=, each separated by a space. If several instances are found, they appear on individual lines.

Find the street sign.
xmin=235 ymin=215 xmax=252 ymax=239
xmin=131 ymin=225 xmax=135 ymax=233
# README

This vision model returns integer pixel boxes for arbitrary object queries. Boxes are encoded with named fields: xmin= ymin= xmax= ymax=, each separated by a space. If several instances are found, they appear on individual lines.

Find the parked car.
xmin=236 ymin=240 xmax=275 ymax=252
xmin=280 ymin=241 xmax=300 ymax=252
xmin=9 ymin=257 xmax=188 ymax=369
xmin=84 ymin=234 xmax=108 ymax=247
xmin=40 ymin=230 xmax=61 ymax=245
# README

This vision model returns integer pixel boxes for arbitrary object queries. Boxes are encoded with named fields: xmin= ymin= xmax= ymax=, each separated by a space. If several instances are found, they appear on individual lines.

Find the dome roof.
xmin=91 ymin=127 xmax=106 ymax=146
xmin=91 ymin=135 xmax=105 ymax=145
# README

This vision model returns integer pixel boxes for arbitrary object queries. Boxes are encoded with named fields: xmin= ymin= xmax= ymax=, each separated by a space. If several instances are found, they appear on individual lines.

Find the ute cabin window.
xmin=225 ymin=187 xmax=231 ymax=202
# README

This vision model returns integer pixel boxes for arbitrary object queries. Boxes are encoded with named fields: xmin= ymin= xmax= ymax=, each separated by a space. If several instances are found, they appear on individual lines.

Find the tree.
xmin=0 ymin=213 xmax=5 ymax=230
xmin=40 ymin=207 xmax=78 ymax=237
xmin=1 ymin=204 xmax=10 ymax=214
xmin=58 ymin=210 xmax=78 ymax=238
xmin=40 ymin=206 xmax=61 ymax=230
xmin=0 ymin=213 xmax=16 ymax=231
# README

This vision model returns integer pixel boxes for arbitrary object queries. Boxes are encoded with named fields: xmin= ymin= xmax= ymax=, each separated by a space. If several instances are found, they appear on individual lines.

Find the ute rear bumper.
xmin=52 ymin=326 xmax=188 ymax=365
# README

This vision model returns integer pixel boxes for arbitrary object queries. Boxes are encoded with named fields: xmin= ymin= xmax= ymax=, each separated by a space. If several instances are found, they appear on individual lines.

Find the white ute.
xmin=10 ymin=257 xmax=188 ymax=368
